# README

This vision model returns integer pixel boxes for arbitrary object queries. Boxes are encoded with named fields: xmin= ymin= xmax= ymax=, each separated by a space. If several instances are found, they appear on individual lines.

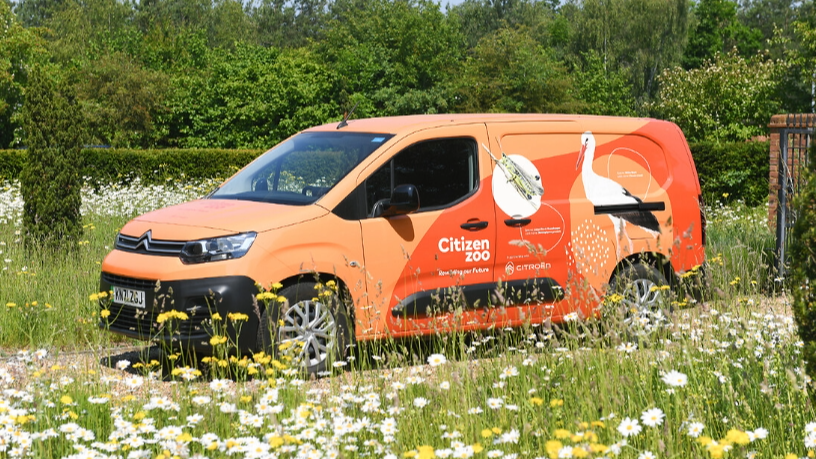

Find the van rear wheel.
xmin=608 ymin=263 xmax=671 ymax=337
xmin=257 ymin=281 xmax=352 ymax=375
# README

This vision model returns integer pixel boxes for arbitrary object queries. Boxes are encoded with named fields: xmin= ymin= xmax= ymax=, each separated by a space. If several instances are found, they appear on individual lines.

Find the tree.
xmin=565 ymin=0 xmax=690 ymax=105
xmin=75 ymin=52 xmax=170 ymax=147
xmin=250 ymin=0 xmax=329 ymax=48
xmin=163 ymin=45 xmax=337 ymax=148
xmin=19 ymin=64 xmax=85 ymax=247
xmin=569 ymin=51 xmax=636 ymax=116
xmin=649 ymin=50 xmax=781 ymax=143
xmin=13 ymin=0 xmax=64 ymax=27
xmin=683 ymin=0 xmax=762 ymax=69
xmin=0 ymin=0 xmax=47 ymax=147
xmin=453 ymin=27 xmax=575 ymax=113
xmin=317 ymin=0 xmax=464 ymax=117
xmin=449 ymin=0 xmax=556 ymax=49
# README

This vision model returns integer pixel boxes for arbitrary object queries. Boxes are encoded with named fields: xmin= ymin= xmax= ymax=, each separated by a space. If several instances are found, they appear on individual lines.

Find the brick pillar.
xmin=768 ymin=115 xmax=786 ymax=228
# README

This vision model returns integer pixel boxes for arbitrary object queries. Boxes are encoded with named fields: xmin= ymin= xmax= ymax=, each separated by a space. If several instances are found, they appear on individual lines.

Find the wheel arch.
xmin=610 ymin=252 xmax=674 ymax=286
xmin=273 ymin=271 xmax=357 ymax=325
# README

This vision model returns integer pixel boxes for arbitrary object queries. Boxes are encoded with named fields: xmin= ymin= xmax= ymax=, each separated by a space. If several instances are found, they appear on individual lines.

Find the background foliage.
xmin=790 ymin=143 xmax=816 ymax=405
xmin=0 ymin=141 xmax=770 ymax=205
xmin=0 ymin=0 xmax=814 ymax=150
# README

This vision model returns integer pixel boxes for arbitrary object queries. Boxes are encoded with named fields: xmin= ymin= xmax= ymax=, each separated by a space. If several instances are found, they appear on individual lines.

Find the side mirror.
xmin=372 ymin=184 xmax=420 ymax=218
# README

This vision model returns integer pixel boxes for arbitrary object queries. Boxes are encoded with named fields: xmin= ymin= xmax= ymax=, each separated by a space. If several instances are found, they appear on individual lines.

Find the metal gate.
xmin=773 ymin=114 xmax=813 ymax=278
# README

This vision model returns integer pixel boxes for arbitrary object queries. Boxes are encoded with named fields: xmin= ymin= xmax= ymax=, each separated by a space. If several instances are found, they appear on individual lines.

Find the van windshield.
xmin=211 ymin=132 xmax=393 ymax=205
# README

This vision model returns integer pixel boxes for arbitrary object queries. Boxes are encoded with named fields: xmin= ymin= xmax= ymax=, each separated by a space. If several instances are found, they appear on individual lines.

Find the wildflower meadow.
xmin=0 ymin=178 xmax=814 ymax=459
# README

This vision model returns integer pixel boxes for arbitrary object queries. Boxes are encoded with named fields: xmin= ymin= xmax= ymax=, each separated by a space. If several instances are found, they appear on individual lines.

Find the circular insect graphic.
xmin=489 ymin=152 xmax=544 ymax=218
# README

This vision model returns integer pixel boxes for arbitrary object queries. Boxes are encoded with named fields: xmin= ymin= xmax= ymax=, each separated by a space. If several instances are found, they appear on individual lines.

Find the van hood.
xmin=124 ymin=199 xmax=328 ymax=238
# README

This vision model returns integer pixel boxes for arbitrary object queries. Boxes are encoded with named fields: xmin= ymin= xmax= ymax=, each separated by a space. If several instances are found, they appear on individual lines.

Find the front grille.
xmin=116 ymin=231 xmax=186 ymax=256
xmin=104 ymin=303 xmax=210 ymax=339
xmin=101 ymin=272 xmax=158 ymax=291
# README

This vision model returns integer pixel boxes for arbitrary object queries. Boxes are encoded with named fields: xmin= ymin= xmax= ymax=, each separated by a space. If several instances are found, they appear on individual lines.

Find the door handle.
xmin=461 ymin=221 xmax=488 ymax=230
xmin=504 ymin=218 xmax=531 ymax=227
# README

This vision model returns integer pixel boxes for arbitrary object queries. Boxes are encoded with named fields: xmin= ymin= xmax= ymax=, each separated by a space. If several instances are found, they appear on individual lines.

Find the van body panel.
xmin=99 ymin=114 xmax=706 ymax=353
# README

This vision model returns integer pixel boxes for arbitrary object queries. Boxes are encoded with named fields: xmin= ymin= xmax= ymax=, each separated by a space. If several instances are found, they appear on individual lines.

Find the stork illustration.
xmin=576 ymin=132 xmax=660 ymax=255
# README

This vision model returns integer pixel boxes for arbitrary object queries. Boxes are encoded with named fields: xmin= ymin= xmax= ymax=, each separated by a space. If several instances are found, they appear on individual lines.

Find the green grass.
xmin=0 ymin=181 xmax=812 ymax=459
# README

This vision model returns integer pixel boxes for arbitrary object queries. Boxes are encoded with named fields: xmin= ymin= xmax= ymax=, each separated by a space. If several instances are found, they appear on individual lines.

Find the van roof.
xmin=307 ymin=113 xmax=663 ymax=135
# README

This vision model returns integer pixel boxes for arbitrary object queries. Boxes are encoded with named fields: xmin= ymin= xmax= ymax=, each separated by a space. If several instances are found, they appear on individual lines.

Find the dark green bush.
xmin=0 ymin=148 xmax=262 ymax=184
xmin=0 ymin=140 xmax=771 ymax=208
xmin=20 ymin=65 xmax=85 ymax=246
xmin=689 ymin=140 xmax=770 ymax=206
xmin=790 ymin=143 xmax=816 ymax=406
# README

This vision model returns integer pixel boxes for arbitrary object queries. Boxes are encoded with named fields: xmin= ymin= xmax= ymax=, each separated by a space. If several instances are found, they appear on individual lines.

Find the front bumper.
xmin=99 ymin=272 xmax=261 ymax=353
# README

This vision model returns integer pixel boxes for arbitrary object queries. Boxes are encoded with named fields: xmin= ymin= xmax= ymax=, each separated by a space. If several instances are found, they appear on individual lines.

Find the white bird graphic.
xmin=576 ymin=131 xmax=660 ymax=255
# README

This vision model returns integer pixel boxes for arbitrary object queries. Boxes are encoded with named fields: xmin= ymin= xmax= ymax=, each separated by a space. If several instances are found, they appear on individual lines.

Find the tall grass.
xmin=0 ymin=180 xmax=812 ymax=459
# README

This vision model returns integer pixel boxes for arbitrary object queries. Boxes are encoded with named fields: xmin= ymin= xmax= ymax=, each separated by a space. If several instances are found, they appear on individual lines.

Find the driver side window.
xmin=365 ymin=137 xmax=478 ymax=217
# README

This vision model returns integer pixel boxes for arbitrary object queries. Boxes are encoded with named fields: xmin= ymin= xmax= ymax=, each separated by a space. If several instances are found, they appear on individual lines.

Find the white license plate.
xmin=113 ymin=286 xmax=146 ymax=309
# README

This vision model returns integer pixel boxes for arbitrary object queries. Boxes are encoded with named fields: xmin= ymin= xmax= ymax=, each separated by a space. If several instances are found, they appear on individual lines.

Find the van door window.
xmin=366 ymin=138 xmax=478 ymax=215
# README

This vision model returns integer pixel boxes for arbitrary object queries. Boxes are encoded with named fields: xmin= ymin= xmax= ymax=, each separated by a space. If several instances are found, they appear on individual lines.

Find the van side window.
xmin=366 ymin=138 xmax=478 ymax=215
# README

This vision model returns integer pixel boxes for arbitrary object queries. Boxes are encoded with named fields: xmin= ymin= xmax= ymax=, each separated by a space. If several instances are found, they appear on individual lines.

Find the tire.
xmin=607 ymin=263 xmax=671 ymax=337
xmin=257 ymin=281 xmax=352 ymax=375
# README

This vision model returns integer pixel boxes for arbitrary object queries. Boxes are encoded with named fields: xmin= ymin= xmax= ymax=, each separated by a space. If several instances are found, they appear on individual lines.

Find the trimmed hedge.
xmin=0 ymin=148 xmax=263 ymax=184
xmin=1 ymin=141 xmax=772 ymax=206
xmin=689 ymin=140 xmax=770 ymax=206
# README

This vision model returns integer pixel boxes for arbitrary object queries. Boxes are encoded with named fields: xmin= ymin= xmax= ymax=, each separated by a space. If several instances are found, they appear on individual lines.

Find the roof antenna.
xmin=337 ymin=102 xmax=359 ymax=129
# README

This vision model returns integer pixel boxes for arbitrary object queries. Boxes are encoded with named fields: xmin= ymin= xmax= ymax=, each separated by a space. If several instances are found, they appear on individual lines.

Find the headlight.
xmin=180 ymin=232 xmax=257 ymax=264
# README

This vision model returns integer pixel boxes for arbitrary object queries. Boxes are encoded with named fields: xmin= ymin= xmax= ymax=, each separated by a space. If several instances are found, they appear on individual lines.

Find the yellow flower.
xmin=554 ymin=429 xmax=571 ymax=439
xmin=480 ymin=429 xmax=492 ymax=438
xmin=134 ymin=411 xmax=146 ymax=420
xmin=491 ymin=427 xmax=501 ymax=434
xmin=211 ymin=313 xmax=222 ymax=321
xmin=471 ymin=443 xmax=483 ymax=454
xmin=708 ymin=444 xmax=725 ymax=459
xmin=403 ymin=452 xmax=417 ymax=458
xmin=240 ymin=396 xmax=252 ymax=403
xmin=697 ymin=436 xmax=714 ymax=446
xmin=572 ymin=447 xmax=589 ymax=458
xmin=228 ymin=312 xmax=249 ymax=322
xmin=100 ymin=309 xmax=111 ymax=318
xmin=272 ymin=282 xmax=283 ymax=290
xmin=545 ymin=440 xmax=563 ymax=459
xmin=530 ymin=397 xmax=544 ymax=406
xmin=724 ymin=429 xmax=750 ymax=446
xmin=5 ymin=303 xmax=15 ymax=308
xmin=417 ymin=445 xmax=435 ymax=459
xmin=60 ymin=395 xmax=73 ymax=404
xmin=549 ymin=399 xmax=564 ymax=408
xmin=589 ymin=444 xmax=607 ymax=453
xmin=209 ymin=336 xmax=228 ymax=346
xmin=785 ymin=455 xmax=798 ymax=459
xmin=268 ymin=436 xmax=284 ymax=448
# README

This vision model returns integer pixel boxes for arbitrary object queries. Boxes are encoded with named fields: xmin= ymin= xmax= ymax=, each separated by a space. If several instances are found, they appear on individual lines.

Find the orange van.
xmin=100 ymin=114 xmax=706 ymax=373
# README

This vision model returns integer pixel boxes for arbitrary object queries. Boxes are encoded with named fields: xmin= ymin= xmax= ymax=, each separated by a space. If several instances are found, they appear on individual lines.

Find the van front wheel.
xmin=608 ymin=263 xmax=670 ymax=336
xmin=257 ymin=281 xmax=352 ymax=375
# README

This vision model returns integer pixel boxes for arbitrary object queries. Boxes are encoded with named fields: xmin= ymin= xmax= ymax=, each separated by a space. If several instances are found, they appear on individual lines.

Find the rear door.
xmin=485 ymin=122 xmax=580 ymax=322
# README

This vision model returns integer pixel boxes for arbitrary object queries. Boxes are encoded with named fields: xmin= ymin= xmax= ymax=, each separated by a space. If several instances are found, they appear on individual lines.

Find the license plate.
xmin=113 ymin=286 xmax=146 ymax=309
